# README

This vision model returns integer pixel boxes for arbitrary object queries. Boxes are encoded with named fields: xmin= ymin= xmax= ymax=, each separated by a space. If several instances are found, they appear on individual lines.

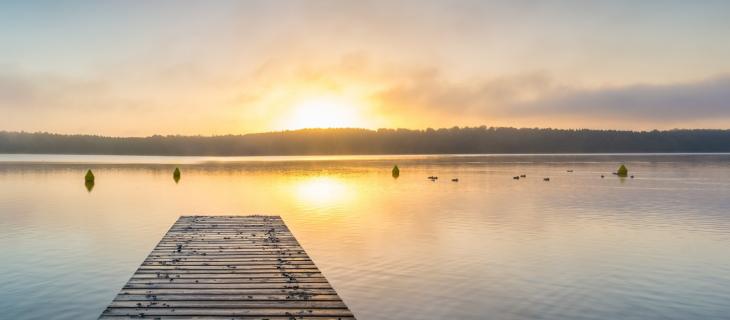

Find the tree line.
xmin=1 ymin=127 xmax=729 ymax=155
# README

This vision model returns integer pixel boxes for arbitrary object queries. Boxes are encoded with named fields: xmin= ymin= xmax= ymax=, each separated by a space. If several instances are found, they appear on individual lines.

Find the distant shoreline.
xmin=2 ymin=127 xmax=730 ymax=156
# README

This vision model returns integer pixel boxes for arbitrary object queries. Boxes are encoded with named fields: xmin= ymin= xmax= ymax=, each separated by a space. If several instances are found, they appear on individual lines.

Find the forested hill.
xmin=1 ymin=127 xmax=730 ymax=155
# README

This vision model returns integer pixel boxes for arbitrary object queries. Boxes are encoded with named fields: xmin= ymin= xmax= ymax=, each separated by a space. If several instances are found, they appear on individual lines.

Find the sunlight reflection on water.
xmin=0 ymin=154 xmax=729 ymax=319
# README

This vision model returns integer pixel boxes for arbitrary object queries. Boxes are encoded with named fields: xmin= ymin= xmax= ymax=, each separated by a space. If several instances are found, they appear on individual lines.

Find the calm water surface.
xmin=1 ymin=154 xmax=729 ymax=320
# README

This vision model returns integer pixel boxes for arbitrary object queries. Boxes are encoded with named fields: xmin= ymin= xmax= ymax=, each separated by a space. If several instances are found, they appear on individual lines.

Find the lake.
xmin=1 ymin=154 xmax=729 ymax=320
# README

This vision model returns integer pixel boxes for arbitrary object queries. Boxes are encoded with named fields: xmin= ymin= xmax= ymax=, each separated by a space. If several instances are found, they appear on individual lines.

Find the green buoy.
xmin=617 ymin=164 xmax=628 ymax=177
xmin=85 ymin=169 xmax=95 ymax=182
xmin=392 ymin=165 xmax=400 ymax=178
xmin=173 ymin=167 xmax=181 ymax=183
xmin=84 ymin=170 xmax=95 ymax=192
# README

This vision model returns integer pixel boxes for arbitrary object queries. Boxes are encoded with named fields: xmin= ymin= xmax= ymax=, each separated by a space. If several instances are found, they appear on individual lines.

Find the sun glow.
xmin=293 ymin=176 xmax=353 ymax=207
xmin=282 ymin=96 xmax=367 ymax=130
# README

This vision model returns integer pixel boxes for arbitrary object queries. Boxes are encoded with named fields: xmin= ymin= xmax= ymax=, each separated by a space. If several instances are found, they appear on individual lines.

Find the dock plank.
xmin=99 ymin=215 xmax=354 ymax=319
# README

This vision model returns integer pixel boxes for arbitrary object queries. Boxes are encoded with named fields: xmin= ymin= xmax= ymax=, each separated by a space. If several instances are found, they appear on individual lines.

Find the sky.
xmin=1 ymin=0 xmax=730 ymax=136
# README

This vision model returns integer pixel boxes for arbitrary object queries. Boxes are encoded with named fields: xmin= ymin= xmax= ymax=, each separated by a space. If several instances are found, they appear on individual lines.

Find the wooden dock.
xmin=100 ymin=215 xmax=354 ymax=319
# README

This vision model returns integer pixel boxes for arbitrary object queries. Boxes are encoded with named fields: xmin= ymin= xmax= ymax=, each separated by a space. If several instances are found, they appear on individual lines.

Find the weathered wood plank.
xmin=134 ymin=270 xmax=324 ymax=275
xmin=144 ymin=257 xmax=313 ymax=261
xmin=156 ymin=240 xmax=301 ymax=244
xmin=100 ymin=316 xmax=354 ymax=320
xmin=108 ymin=300 xmax=348 ymax=308
xmin=141 ymin=261 xmax=315 ymax=266
xmin=100 ymin=308 xmax=354 ymax=317
xmin=130 ymin=273 xmax=324 ymax=279
xmin=146 ymin=253 xmax=311 ymax=258
xmin=112 ymin=294 xmax=344 ymax=301
xmin=119 ymin=288 xmax=339 ymax=295
xmin=127 ymin=278 xmax=328 ymax=284
xmin=124 ymin=283 xmax=337 ymax=289
xmin=99 ymin=215 xmax=354 ymax=319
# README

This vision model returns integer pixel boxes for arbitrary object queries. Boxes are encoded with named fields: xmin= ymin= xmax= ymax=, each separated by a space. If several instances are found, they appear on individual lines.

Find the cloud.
xmin=3 ymin=53 xmax=730 ymax=134
xmin=0 ymin=67 xmax=245 ymax=135
xmin=515 ymin=75 xmax=730 ymax=121
xmin=0 ymin=73 xmax=35 ymax=105
xmin=369 ymin=69 xmax=730 ymax=128
xmin=372 ymin=71 xmax=553 ymax=116
xmin=0 ymin=70 xmax=112 ymax=111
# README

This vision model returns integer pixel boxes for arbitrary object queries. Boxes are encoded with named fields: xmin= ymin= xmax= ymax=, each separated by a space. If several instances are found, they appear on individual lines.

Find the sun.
xmin=283 ymin=96 xmax=366 ymax=129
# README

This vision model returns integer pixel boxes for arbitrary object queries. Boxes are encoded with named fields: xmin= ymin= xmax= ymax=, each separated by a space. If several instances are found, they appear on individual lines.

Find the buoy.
xmin=617 ymin=164 xmax=628 ymax=177
xmin=173 ymin=167 xmax=181 ymax=183
xmin=85 ymin=169 xmax=95 ymax=182
xmin=392 ymin=165 xmax=400 ymax=178
xmin=84 ymin=170 xmax=95 ymax=192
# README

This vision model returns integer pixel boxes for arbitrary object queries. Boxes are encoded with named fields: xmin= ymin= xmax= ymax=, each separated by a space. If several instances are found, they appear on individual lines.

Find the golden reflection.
xmin=292 ymin=176 xmax=354 ymax=206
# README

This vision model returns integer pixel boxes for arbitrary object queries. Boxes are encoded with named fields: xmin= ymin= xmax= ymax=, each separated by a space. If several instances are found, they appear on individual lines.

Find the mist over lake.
xmin=4 ymin=1 xmax=730 ymax=319
xmin=1 ymin=154 xmax=729 ymax=320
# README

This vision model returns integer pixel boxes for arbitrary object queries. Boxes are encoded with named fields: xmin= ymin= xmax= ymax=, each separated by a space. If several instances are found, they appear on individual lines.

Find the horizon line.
xmin=3 ymin=126 xmax=730 ymax=139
